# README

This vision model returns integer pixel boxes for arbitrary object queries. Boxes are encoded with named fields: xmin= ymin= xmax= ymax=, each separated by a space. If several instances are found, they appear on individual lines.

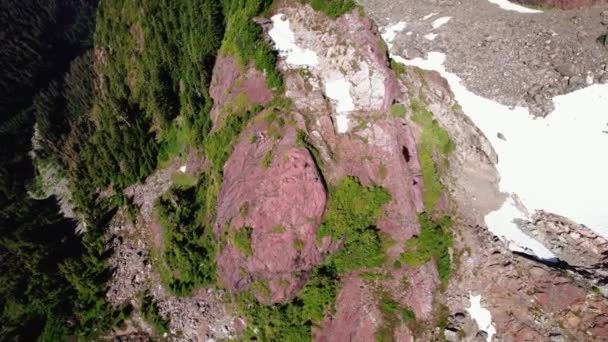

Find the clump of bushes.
xmin=154 ymin=176 xmax=217 ymax=296
xmin=140 ymin=294 xmax=170 ymax=335
xmin=400 ymin=214 xmax=453 ymax=284
xmin=318 ymin=177 xmax=391 ymax=241
xmin=232 ymin=226 xmax=253 ymax=257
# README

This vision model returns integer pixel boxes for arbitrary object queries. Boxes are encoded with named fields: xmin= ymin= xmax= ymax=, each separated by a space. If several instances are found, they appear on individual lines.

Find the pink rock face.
xmin=209 ymin=56 xmax=273 ymax=127
xmin=314 ymin=262 xmax=438 ymax=342
xmin=314 ymin=275 xmax=379 ymax=342
xmin=216 ymin=120 xmax=328 ymax=303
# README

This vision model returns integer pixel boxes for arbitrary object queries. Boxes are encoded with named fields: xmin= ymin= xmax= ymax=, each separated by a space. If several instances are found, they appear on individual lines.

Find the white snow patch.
xmin=406 ymin=31 xmax=413 ymax=36
xmin=467 ymin=293 xmax=496 ymax=342
xmin=486 ymin=197 xmax=556 ymax=259
xmin=381 ymin=21 xmax=407 ymax=51
xmin=179 ymin=165 xmax=187 ymax=173
xmin=432 ymin=17 xmax=451 ymax=29
xmin=486 ymin=0 xmax=543 ymax=13
xmin=423 ymin=12 xmax=438 ymax=20
xmin=381 ymin=26 xmax=608 ymax=253
xmin=424 ymin=33 xmax=438 ymax=41
xmin=269 ymin=14 xmax=319 ymax=66
xmin=325 ymin=76 xmax=355 ymax=133
xmin=394 ymin=50 xmax=608 ymax=252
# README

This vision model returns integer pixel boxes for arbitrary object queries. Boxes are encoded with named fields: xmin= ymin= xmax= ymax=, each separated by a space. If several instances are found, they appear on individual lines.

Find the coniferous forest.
xmin=0 ymin=0 xmax=371 ymax=340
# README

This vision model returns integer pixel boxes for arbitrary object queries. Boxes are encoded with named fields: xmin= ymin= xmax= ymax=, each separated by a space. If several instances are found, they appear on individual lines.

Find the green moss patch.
xmin=410 ymin=98 xmax=454 ymax=211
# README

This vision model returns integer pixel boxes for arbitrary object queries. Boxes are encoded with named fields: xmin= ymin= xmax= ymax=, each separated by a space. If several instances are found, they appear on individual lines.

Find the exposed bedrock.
xmin=216 ymin=121 xmax=328 ymax=303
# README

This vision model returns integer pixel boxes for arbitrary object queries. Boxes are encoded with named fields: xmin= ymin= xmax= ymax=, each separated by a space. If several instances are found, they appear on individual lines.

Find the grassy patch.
xmin=296 ymin=129 xmax=324 ymax=169
xmin=402 ymin=307 xmax=416 ymax=321
xmin=251 ymin=279 xmax=271 ymax=301
xmin=232 ymin=226 xmax=253 ymax=257
xmin=260 ymin=151 xmax=273 ymax=168
xmin=378 ymin=162 xmax=388 ymax=180
xmin=375 ymin=291 xmax=402 ymax=342
xmin=305 ymin=0 xmax=357 ymax=18
xmin=391 ymin=103 xmax=407 ymax=118
xmin=171 ymin=171 xmax=198 ymax=189
xmin=204 ymin=103 xmax=262 ymax=172
xmin=272 ymin=224 xmax=286 ymax=234
xmin=410 ymin=98 xmax=454 ymax=211
xmin=293 ymin=239 xmax=305 ymax=252
xmin=390 ymin=59 xmax=407 ymax=77
xmin=157 ymin=124 xmax=192 ymax=168
xmin=140 ymin=294 xmax=170 ymax=335
xmin=400 ymin=214 xmax=453 ymax=284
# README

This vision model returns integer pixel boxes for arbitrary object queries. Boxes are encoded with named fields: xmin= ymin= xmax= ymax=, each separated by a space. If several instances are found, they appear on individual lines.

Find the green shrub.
xmin=232 ymin=226 xmax=254 ymax=257
xmin=317 ymin=177 xmax=391 ymax=241
xmin=599 ymin=33 xmax=608 ymax=46
xmin=390 ymin=59 xmax=407 ymax=77
xmin=402 ymin=307 xmax=416 ymax=321
xmin=293 ymin=239 xmax=305 ymax=252
xmin=140 ymin=295 xmax=170 ymax=335
xmin=400 ymin=214 xmax=453 ymax=284
xmin=261 ymin=151 xmax=273 ymax=168
xmin=391 ymin=103 xmax=407 ymax=118
xmin=295 ymin=129 xmax=324 ymax=169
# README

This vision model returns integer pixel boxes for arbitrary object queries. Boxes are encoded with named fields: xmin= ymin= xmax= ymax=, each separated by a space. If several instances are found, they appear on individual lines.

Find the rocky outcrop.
xmin=519 ymin=211 xmax=608 ymax=267
xmin=278 ymin=5 xmax=425 ymax=250
xmin=107 ymin=156 xmax=241 ymax=342
xmin=517 ymin=211 xmax=608 ymax=289
xmin=209 ymin=56 xmax=273 ymax=127
xmin=216 ymin=121 xmax=328 ymax=303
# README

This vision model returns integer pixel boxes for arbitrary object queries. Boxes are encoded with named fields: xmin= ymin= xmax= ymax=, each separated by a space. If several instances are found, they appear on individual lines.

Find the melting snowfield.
xmin=325 ymin=76 xmax=355 ymax=133
xmin=382 ymin=24 xmax=608 ymax=258
xmin=467 ymin=293 xmax=496 ymax=341
xmin=268 ymin=14 xmax=319 ymax=66
xmin=486 ymin=0 xmax=543 ymax=13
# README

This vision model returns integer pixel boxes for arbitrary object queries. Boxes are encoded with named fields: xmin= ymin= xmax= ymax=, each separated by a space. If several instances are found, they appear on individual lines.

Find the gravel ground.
xmin=361 ymin=0 xmax=608 ymax=116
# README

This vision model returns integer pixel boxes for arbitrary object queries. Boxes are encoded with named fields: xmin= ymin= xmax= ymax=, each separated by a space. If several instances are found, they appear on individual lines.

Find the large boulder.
xmin=216 ymin=121 xmax=328 ymax=303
